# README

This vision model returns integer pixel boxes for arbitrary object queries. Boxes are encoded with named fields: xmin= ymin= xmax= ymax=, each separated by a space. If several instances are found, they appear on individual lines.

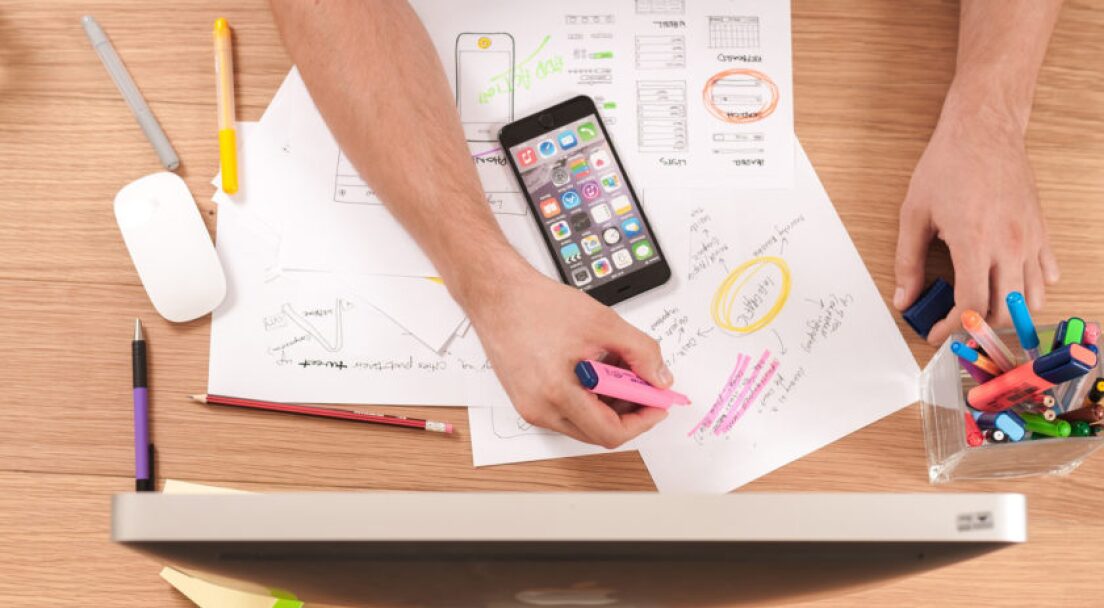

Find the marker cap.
xmin=1005 ymin=292 xmax=1039 ymax=350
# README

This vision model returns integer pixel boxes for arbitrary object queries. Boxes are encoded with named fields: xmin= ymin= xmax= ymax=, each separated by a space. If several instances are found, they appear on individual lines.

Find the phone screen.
xmin=507 ymin=116 xmax=663 ymax=290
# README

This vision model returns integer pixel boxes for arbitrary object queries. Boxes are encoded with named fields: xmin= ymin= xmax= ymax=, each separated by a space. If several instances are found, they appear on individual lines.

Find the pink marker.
xmin=1084 ymin=323 xmax=1100 ymax=346
xmin=575 ymin=359 xmax=690 ymax=409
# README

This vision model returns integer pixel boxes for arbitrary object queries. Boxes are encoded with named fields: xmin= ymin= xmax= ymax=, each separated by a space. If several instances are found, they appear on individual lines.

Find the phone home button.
xmin=538 ymin=113 xmax=555 ymax=128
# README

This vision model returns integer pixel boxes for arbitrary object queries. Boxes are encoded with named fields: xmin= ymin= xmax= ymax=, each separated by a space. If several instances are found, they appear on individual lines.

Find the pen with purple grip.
xmin=133 ymin=319 xmax=154 ymax=491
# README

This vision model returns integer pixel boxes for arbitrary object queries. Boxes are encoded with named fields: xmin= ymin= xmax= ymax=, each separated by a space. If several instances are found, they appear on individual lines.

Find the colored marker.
xmin=1084 ymin=323 xmax=1100 ymax=347
xmin=1058 ymin=404 xmax=1104 ymax=424
xmin=1005 ymin=292 xmax=1040 ymax=360
xmin=971 ymin=408 xmax=1026 ymax=442
xmin=1058 ymin=344 xmax=1099 ymax=412
xmin=987 ymin=429 xmax=1009 ymax=443
xmin=966 ymin=345 xmax=1097 ymax=412
xmin=961 ymin=310 xmax=1016 ymax=372
xmin=1070 ymin=421 xmax=1093 ymax=437
xmin=1088 ymin=378 xmax=1104 ymax=405
xmin=1051 ymin=320 xmax=1068 ymax=352
xmin=963 ymin=412 xmax=984 ymax=447
xmin=1020 ymin=411 xmax=1071 ymax=438
xmin=214 ymin=18 xmax=238 ymax=194
xmin=958 ymin=357 xmax=995 ymax=385
xmin=1064 ymin=318 xmax=1086 ymax=347
xmin=951 ymin=341 xmax=1002 ymax=377
xmin=575 ymin=360 xmax=690 ymax=409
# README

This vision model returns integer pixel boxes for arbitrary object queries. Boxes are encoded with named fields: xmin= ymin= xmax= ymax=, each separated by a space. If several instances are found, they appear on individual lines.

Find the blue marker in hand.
xmin=1006 ymin=291 xmax=1039 ymax=361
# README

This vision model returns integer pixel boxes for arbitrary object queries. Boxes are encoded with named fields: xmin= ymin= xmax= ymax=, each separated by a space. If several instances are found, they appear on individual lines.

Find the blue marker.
xmin=1005 ymin=291 xmax=1039 ymax=361
xmin=951 ymin=341 xmax=1002 ymax=376
xmin=970 ymin=408 xmax=1027 ymax=442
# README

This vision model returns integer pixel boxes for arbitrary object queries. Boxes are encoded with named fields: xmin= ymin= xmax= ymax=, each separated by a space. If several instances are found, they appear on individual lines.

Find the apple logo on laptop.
xmin=515 ymin=582 xmax=619 ymax=606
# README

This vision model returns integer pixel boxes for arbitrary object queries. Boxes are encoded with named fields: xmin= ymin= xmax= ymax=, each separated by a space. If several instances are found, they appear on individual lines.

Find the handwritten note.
xmin=638 ymin=143 xmax=919 ymax=493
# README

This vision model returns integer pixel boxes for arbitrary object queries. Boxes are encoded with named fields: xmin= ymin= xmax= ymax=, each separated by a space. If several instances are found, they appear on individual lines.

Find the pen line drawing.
xmin=281 ymin=299 xmax=347 ymax=353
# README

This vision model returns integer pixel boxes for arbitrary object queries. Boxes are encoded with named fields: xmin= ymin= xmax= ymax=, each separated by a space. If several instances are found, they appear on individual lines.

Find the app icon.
xmin=602 ymin=227 xmax=621 ymax=245
xmin=550 ymin=166 xmax=571 ymax=187
xmin=560 ymin=242 xmax=581 ymax=264
xmin=592 ymin=257 xmax=612 ymax=278
xmin=558 ymin=131 xmax=578 ymax=150
xmin=589 ymin=149 xmax=612 ymax=171
xmin=539 ymin=197 xmax=561 ymax=218
xmin=537 ymin=139 xmax=557 ymax=158
xmin=632 ymin=239 xmax=655 ymax=261
xmin=579 ymin=180 xmax=602 ymax=201
xmin=620 ymin=216 xmax=643 ymax=238
xmin=578 ymin=122 xmax=598 ymax=142
xmin=612 ymin=248 xmax=633 ymax=269
xmin=590 ymin=203 xmax=612 ymax=224
xmin=517 ymin=147 xmax=537 ymax=168
xmin=569 ymin=213 xmax=591 ymax=232
xmin=581 ymin=235 xmax=602 ymax=256
xmin=610 ymin=194 xmax=632 ymax=215
xmin=560 ymin=189 xmax=581 ymax=210
xmin=550 ymin=220 xmax=571 ymax=241
xmin=568 ymin=155 xmax=590 ymax=178
xmin=600 ymin=173 xmax=622 ymax=192
xmin=572 ymin=267 xmax=592 ymax=287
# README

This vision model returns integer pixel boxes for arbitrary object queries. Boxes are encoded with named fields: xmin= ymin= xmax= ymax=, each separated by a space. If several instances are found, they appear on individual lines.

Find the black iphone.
xmin=499 ymin=95 xmax=671 ymax=306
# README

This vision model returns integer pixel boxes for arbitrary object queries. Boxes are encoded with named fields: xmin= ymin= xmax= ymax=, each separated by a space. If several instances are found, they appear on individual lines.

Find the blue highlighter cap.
xmin=574 ymin=361 xmax=599 ymax=389
xmin=903 ymin=278 xmax=955 ymax=339
xmin=1005 ymin=292 xmax=1039 ymax=350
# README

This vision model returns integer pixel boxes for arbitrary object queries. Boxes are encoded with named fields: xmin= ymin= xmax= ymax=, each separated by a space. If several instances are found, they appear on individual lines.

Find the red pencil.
xmin=189 ymin=394 xmax=454 ymax=434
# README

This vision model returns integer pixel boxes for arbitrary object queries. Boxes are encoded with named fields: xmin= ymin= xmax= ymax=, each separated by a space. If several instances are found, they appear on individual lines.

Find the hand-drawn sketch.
xmin=703 ymin=68 xmax=779 ymax=124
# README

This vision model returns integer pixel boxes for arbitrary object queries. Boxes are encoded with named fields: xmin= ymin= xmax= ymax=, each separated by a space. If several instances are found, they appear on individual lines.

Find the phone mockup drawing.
xmin=455 ymin=33 xmax=515 ymax=142
xmin=499 ymin=96 xmax=671 ymax=306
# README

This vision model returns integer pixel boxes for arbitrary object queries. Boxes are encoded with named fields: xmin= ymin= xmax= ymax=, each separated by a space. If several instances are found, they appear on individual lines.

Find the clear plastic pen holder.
xmin=920 ymin=324 xmax=1104 ymax=483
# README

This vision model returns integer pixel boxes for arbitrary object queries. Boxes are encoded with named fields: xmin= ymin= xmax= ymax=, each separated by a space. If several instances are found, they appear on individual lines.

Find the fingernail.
xmin=893 ymin=287 xmax=906 ymax=310
xmin=657 ymin=365 xmax=674 ymax=388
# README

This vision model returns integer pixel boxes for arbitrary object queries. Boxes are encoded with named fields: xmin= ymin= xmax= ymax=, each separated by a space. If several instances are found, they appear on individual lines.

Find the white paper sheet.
xmin=637 ymin=144 xmax=920 ymax=493
xmin=277 ymin=0 xmax=794 ymax=276
xmin=208 ymin=189 xmax=471 ymax=406
xmin=468 ymin=407 xmax=637 ymax=467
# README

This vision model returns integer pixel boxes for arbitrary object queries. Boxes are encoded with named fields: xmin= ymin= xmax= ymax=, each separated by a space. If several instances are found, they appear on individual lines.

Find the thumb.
xmin=893 ymin=202 xmax=934 ymax=310
xmin=601 ymin=321 xmax=673 ymax=389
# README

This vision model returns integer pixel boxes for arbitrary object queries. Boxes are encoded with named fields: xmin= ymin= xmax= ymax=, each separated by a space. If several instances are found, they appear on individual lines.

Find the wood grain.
xmin=2 ymin=0 xmax=1104 ymax=605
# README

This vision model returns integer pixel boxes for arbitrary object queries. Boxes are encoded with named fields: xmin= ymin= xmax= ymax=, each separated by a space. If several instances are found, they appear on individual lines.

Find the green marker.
xmin=1063 ymin=317 xmax=1086 ymax=346
xmin=1070 ymin=421 xmax=1093 ymax=437
xmin=1020 ymin=411 xmax=1071 ymax=438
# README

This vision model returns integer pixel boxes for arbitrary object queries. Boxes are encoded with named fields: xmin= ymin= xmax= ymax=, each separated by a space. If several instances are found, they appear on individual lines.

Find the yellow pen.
xmin=213 ymin=17 xmax=238 ymax=194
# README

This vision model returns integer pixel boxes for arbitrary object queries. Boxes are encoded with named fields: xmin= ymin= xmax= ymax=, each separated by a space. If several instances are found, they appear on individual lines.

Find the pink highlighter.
xmin=575 ymin=359 xmax=690 ymax=410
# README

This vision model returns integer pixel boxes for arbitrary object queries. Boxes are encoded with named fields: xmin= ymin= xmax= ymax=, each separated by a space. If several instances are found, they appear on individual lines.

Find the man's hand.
xmin=893 ymin=90 xmax=1060 ymax=345
xmin=464 ymin=259 xmax=671 ymax=448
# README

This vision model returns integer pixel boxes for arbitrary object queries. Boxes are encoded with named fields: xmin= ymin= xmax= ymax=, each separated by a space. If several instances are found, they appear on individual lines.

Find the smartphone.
xmin=500 ymin=95 xmax=671 ymax=306
xmin=455 ymin=33 xmax=515 ymax=142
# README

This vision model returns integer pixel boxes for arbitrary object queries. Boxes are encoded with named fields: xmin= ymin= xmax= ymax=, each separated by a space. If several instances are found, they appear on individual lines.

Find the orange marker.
xmin=962 ymin=310 xmax=1016 ymax=372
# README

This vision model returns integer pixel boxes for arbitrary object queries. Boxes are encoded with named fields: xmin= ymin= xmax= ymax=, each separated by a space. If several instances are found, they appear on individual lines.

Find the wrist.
xmin=942 ymin=73 xmax=1035 ymax=136
xmin=440 ymin=242 xmax=536 ymax=319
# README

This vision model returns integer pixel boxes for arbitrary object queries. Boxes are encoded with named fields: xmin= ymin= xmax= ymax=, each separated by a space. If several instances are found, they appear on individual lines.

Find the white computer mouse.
xmin=114 ymin=172 xmax=226 ymax=322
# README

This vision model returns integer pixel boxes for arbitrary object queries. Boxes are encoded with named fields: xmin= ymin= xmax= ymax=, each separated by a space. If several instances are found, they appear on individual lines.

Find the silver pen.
xmin=81 ymin=15 xmax=180 ymax=171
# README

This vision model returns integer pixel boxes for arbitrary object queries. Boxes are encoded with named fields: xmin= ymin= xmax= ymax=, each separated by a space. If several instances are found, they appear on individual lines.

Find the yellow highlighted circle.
xmin=711 ymin=256 xmax=791 ymax=334
xmin=477 ymin=37 xmax=492 ymax=49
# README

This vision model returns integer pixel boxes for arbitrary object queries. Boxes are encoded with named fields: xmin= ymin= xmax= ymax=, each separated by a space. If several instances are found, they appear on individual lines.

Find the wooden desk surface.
xmin=2 ymin=1 xmax=1103 ymax=605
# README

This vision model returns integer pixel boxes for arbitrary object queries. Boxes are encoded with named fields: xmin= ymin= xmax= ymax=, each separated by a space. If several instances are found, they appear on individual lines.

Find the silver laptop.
xmin=114 ymin=492 xmax=1025 ymax=606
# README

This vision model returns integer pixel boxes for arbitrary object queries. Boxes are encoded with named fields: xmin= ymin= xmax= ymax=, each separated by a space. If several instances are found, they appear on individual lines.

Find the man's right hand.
xmin=463 ymin=259 xmax=672 ymax=449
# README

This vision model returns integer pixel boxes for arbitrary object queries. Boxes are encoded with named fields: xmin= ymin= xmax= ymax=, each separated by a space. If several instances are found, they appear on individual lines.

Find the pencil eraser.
xmin=445 ymin=423 xmax=455 ymax=434
xmin=902 ymin=278 xmax=955 ymax=339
